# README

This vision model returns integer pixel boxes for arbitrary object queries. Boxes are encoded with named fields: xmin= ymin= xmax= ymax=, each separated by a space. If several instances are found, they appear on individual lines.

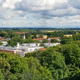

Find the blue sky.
xmin=0 ymin=0 xmax=80 ymax=28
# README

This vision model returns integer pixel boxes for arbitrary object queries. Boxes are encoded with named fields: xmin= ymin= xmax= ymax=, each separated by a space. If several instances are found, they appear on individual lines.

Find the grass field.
xmin=32 ymin=35 xmax=48 ymax=38
xmin=36 ymin=35 xmax=47 ymax=38
xmin=64 ymin=35 xmax=73 ymax=37
xmin=41 ymin=30 xmax=59 ymax=32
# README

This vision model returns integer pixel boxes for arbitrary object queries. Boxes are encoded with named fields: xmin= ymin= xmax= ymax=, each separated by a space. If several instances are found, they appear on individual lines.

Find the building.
xmin=44 ymin=43 xmax=60 ymax=48
xmin=0 ymin=46 xmax=22 ymax=54
xmin=0 ymin=43 xmax=43 ymax=57
xmin=1 ymin=41 xmax=8 ymax=46
xmin=16 ymin=32 xmax=29 ymax=34
xmin=23 ymin=35 xmax=26 ymax=39
xmin=0 ymin=42 xmax=60 ymax=57
xmin=33 ymin=38 xmax=46 ymax=42
xmin=39 ymin=48 xmax=47 ymax=51
xmin=33 ymin=37 xmax=60 ymax=42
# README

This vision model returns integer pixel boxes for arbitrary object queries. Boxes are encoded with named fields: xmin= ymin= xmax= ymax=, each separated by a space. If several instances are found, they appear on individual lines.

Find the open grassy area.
xmin=64 ymin=34 xmax=73 ymax=37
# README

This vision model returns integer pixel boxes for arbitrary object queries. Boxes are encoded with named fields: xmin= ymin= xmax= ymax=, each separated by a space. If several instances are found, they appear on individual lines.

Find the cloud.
xmin=2 ymin=0 xmax=22 ymax=9
xmin=15 ymin=0 xmax=68 ymax=11
xmin=0 ymin=0 xmax=6 ymax=6
xmin=68 ymin=0 xmax=80 ymax=9
xmin=14 ymin=0 xmax=80 ymax=19
xmin=0 ymin=0 xmax=80 ymax=27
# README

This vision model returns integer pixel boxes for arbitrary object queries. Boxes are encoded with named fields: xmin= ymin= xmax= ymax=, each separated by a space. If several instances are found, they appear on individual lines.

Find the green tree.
xmin=38 ymin=34 xmax=43 ymax=38
xmin=61 ymin=36 xmax=73 ymax=44
xmin=9 ymin=58 xmax=29 ymax=73
xmin=0 ymin=70 xmax=4 ymax=80
xmin=42 ymin=39 xmax=48 ymax=43
xmin=73 ymin=33 xmax=80 ymax=41
xmin=51 ymin=39 xmax=58 ymax=43
xmin=0 ymin=41 xmax=3 ymax=45
xmin=25 ymin=48 xmax=69 ymax=80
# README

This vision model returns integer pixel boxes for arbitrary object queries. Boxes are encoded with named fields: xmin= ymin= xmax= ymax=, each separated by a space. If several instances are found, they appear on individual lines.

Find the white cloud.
xmin=0 ymin=0 xmax=80 ymax=27
xmin=2 ymin=0 xmax=22 ymax=9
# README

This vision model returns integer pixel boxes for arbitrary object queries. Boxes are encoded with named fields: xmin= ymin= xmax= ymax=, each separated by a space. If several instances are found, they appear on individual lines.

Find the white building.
xmin=23 ymin=35 xmax=26 ymax=39
xmin=44 ymin=43 xmax=60 ymax=48
xmin=21 ymin=43 xmax=40 ymax=47
xmin=1 ymin=41 xmax=8 ymax=46
xmin=0 ymin=43 xmax=43 ymax=57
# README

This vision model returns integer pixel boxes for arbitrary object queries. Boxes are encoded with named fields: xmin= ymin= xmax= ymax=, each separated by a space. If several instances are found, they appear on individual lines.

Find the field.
xmin=41 ymin=30 xmax=59 ymax=32
xmin=37 ymin=35 xmax=47 ymax=38
xmin=32 ymin=35 xmax=48 ymax=38
xmin=64 ymin=34 xmax=73 ymax=37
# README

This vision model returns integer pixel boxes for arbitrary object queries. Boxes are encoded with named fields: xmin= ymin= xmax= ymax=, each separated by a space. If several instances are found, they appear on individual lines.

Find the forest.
xmin=0 ymin=29 xmax=80 ymax=79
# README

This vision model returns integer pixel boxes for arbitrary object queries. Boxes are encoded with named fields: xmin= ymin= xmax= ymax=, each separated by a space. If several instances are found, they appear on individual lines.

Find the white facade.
xmin=21 ymin=43 xmax=40 ymax=47
xmin=1 ymin=41 xmax=8 ymax=46
xmin=0 ymin=42 xmax=44 ymax=57
xmin=44 ymin=43 xmax=60 ymax=48
xmin=23 ymin=35 xmax=26 ymax=39
xmin=29 ymin=43 xmax=40 ymax=46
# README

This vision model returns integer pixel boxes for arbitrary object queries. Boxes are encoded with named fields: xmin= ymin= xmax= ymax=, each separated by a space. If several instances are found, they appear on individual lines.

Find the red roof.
xmin=33 ymin=37 xmax=60 ymax=41
xmin=49 ymin=37 xmax=60 ymax=40
xmin=39 ymin=48 xmax=47 ymax=50
xmin=0 ymin=37 xmax=4 ymax=39
xmin=16 ymin=32 xmax=29 ymax=34
xmin=33 ymin=38 xmax=46 ymax=41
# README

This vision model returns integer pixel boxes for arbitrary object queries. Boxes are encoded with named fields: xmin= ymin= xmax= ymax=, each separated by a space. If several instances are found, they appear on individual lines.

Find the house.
xmin=1 ymin=41 xmax=8 ymax=46
xmin=39 ymin=48 xmax=47 ymax=51
xmin=33 ymin=38 xmax=46 ymax=42
xmin=33 ymin=37 xmax=60 ymax=42
xmin=44 ymin=43 xmax=60 ymax=48
xmin=16 ymin=32 xmax=29 ymax=34
xmin=0 ymin=43 xmax=43 ymax=57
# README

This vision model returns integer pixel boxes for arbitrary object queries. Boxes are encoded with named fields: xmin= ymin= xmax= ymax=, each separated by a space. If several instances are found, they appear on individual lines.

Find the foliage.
xmin=47 ymin=32 xmax=64 ymax=38
xmin=51 ymin=39 xmax=58 ymax=43
xmin=73 ymin=33 xmax=80 ymax=41
xmin=25 ymin=48 xmax=69 ymax=80
xmin=61 ymin=36 xmax=73 ymax=44
xmin=0 ymin=70 xmax=4 ymax=80
xmin=42 ymin=39 xmax=48 ymax=43
xmin=38 ymin=34 xmax=43 ymax=38
xmin=0 ymin=52 xmax=53 ymax=80
xmin=40 ymin=43 xmax=45 ymax=46
xmin=0 ymin=41 xmax=3 ymax=45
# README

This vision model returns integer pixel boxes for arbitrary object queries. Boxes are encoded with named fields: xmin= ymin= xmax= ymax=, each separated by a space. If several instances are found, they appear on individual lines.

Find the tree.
xmin=25 ymin=48 xmax=69 ymax=80
xmin=42 ymin=39 xmax=48 ymax=43
xmin=40 ymin=43 xmax=45 ymax=46
xmin=51 ymin=39 xmax=58 ymax=43
xmin=9 ymin=58 xmax=29 ymax=73
xmin=0 ymin=70 xmax=4 ymax=80
xmin=61 ymin=36 xmax=73 ymax=44
xmin=38 ymin=34 xmax=43 ymax=38
xmin=73 ymin=33 xmax=80 ymax=41
xmin=0 ymin=41 xmax=3 ymax=45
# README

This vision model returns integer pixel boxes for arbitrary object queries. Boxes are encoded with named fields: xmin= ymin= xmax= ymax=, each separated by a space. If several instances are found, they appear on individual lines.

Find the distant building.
xmin=44 ymin=43 xmax=60 ymax=48
xmin=23 ymin=35 xmax=26 ymax=39
xmin=0 ymin=43 xmax=43 ymax=57
xmin=16 ymin=32 xmax=29 ymax=34
xmin=1 ymin=41 xmax=8 ymax=46
xmin=0 ymin=38 xmax=11 ymax=41
xmin=33 ymin=37 xmax=60 ymax=42
xmin=33 ymin=38 xmax=46 ymax=42
xmin=39 ymin=48 xmax=47 ymax=51
xmin=0 ymin=42 xmax=60 ymax=57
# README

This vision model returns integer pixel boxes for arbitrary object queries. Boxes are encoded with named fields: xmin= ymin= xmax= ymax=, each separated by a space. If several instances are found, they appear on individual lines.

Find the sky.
xmin=0 ymin=0 xmax=80 ymax=28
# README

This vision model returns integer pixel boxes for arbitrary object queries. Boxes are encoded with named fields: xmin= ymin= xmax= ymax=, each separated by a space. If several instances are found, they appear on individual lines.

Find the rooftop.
xmin=39 ymin=48 xmax=47 ymax=50
xmin=16 ymin=32 xmax=29 ymax=34
xmin=33 ymin=37 xmax=60 ymax=41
